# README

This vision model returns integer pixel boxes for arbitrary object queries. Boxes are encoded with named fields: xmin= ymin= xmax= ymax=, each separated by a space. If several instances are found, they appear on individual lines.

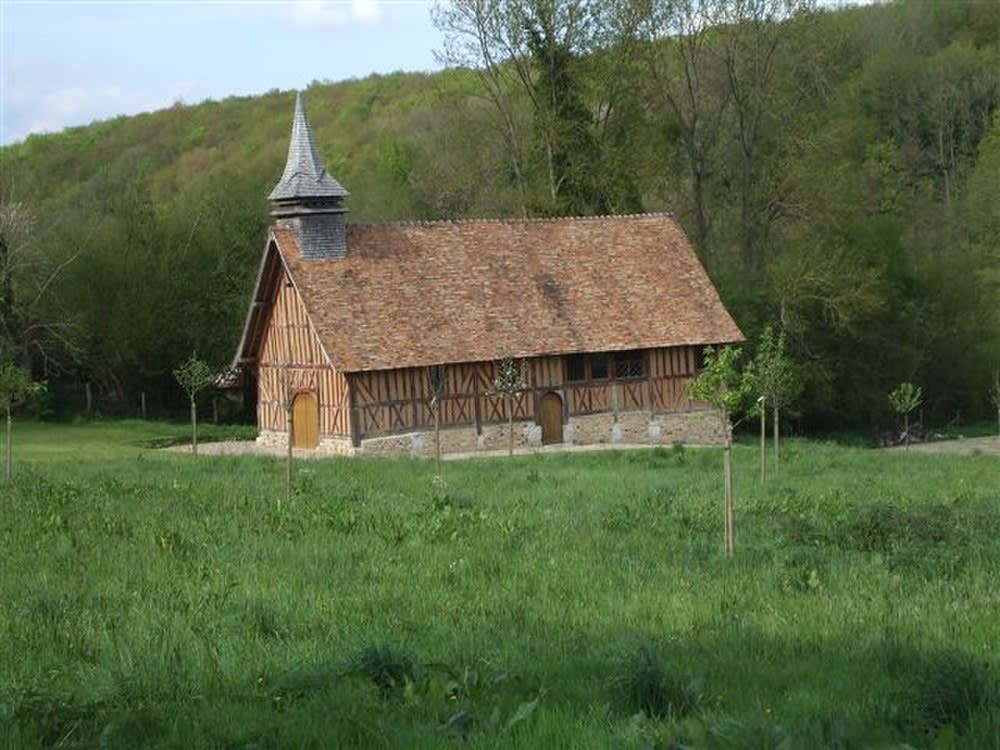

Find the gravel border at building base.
xmin=166 ymin=435 xmax=1000 ymax=459
xmin=164 ymin=440 xmax=710 ymax=461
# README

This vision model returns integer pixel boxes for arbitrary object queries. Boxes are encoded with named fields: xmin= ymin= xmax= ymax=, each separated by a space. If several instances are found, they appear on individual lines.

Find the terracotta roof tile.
xmin=272 ymin=213 xmax=743 ymax=373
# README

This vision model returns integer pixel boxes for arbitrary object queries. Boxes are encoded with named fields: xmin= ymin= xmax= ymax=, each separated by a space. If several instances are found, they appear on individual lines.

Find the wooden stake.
xmin=507 ymin=395 xmax=514 ymax=457
xmin=429 ymin=365 xmax=444 ymax=470
xmin=759 ymin=397 xmax=766 ymax=484
xmin=4 ymin=404 xmax=12 ymax=481
xmin=140 ymin=391 xmax=146 ymax=420
xmin=434 ymin=403 xmax=441 ymax=475
xmin=722 ymin=407 xmax=735 ymax=558
xmin=85 ymin=382 xmax=92 ymax=415
xmin=284 ymin=355 xmax=294 ymax=507
xmin=282 ymin=315 xmax=294 ymax=509
xmin=724 ymin=440 xmax=734 ymax=557
xmin=286 ymin=398 xmax=293 ymax=506
xmin=773 ymin=405 xmax=781 ymax=476
xmin=190 ymin=398 xmax=198 ymax=456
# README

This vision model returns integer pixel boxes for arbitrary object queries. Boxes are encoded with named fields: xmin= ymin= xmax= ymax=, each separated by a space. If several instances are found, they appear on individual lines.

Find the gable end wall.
xmin=257 ymin=269 xmax=351 ymax=439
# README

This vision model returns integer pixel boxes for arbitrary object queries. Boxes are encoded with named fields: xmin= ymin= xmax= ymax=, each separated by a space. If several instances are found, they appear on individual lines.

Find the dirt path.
xmin=164 ymin=441 xmax=329 ymax=459
xmin=894 ymin=435 xmax=1000 ymax=456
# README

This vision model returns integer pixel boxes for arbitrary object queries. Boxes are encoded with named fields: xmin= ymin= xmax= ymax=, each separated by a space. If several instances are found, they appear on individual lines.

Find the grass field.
xmin=1 ymin=421 xmax=998 ymax=748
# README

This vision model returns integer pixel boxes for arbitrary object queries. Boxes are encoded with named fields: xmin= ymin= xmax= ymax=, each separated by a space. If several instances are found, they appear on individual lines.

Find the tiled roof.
xmin=268 ymin=92 xmax=348 ymax=202
xmin=266 ymin=213 xmax=743 ymax=373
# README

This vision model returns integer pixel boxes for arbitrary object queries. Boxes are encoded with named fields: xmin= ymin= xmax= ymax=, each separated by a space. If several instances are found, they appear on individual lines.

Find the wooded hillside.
xmin=1 ymin=0 xmax=997 ymax=429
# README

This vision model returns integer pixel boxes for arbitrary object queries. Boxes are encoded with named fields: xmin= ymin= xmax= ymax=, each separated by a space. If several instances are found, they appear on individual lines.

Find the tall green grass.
xmin=1 ymin=423 xmax=998 ymax=747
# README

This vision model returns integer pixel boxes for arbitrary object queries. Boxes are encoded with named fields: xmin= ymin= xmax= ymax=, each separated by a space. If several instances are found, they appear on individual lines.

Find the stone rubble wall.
xmin=567 ymin=410 xmax=724 ymax=447
xmin=356 ymin=421 xmax=541 ymax=458
xmin=256 ymin=431 xmax=355 ymax=456
xmin=255 ymin=430 xmax=285 ymax=449
xmin=259 ymin=407 xmax=724 ymax=457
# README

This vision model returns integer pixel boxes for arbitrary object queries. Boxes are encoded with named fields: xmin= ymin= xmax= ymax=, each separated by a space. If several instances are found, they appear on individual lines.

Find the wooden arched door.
xmin=539 ymin=391 xmax=563 ymax=445
xmin=291 ymin=391 xmax=319 ymax=449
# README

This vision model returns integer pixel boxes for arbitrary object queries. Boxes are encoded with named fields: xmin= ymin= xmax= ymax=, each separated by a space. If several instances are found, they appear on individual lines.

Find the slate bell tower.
xmin=269 ymin=92 xmax=349 ymax=259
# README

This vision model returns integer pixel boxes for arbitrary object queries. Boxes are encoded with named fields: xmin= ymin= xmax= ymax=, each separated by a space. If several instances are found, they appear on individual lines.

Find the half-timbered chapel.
xmin=234 ymin=93 xmax=744 ymax=456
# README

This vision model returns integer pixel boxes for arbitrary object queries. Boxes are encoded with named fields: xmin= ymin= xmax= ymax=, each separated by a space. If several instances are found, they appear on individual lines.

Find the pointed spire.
xmin=269 ymin=92 xmax=348 ymax=202
xmin=269 ymin=93 xmax=349 ymax=259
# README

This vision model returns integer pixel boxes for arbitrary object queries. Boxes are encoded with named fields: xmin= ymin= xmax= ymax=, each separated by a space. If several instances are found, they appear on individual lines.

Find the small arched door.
xmin=291 ymin=392 xmax=319 ymax=449
xmin=539 ymin=391 xmax=564 ymax=445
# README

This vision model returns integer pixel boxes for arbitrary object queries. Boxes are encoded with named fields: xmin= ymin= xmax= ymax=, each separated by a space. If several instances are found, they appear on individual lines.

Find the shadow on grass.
xmin=7 ymin=621 xmax=996 ymax=749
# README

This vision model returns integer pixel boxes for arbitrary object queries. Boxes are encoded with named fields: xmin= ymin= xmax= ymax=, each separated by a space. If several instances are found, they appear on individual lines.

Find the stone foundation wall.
xmin=565 ymin=409 xmax=723 ymax=447
xmin=358 ymin=420 xmax=544 ymax=458
xmin=259 ymin=407 xmax=724 ymax=457
xmin=256 ymin=430 xmax=285 ymax=449
xmin=256 ymin=431 xmax=355 ymax=456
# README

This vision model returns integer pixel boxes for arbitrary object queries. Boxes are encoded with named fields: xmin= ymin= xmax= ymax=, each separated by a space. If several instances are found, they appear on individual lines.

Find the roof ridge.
xmin=345 ymin=211 xmax=675 ymax=230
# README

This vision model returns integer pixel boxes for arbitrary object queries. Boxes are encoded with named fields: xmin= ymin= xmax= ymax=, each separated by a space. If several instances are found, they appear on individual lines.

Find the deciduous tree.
xmin=888 ymin=381 xmax=922 ymax=450
xmin=0 ymin=198 xmax=80 ymax=374
xmin=493 ymin=356 xmax=526 ymax=457
xmin=0 ymin=363 xmax=45 ymax=481
xmin=173 ymin=354 xmax=214 ymax=456
xmin=433 ymin=0 xmax=633 ymax=216
xmin=988 ymin=371 xmax=1000 ymax=438
xmin=715 ymin=0 xmax=816 ymax=273
xmin=634 ymin=0 xmax=732 ymax=267
xmin=429 ymin=364 xmax=447 ymax=473
xmin=689 ymin=345 xmax=748 ymax=557
xmin=748 ymin=325 xmax=801 ymax=476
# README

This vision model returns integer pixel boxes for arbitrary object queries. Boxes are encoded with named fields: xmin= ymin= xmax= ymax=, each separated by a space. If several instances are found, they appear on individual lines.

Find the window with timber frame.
xmin=563 ymin=350 xmax=647 ymax=383
xmin=566 ymin=354 xmax=586 ymax=383
xmin=591 ymin=354 xmax=610 ymax=380
xmin=614 ymin=350 xmax=645 ymax=379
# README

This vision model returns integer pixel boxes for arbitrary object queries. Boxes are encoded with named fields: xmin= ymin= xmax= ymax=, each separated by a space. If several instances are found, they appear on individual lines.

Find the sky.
xmin=0 ymin=0 xmax=446 ymax=145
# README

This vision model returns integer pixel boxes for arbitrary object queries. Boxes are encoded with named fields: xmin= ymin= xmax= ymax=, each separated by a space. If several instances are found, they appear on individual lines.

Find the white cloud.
xmin=48 ymin=85 xmax=124 ymax=118
xmin=1 ymin=56 xmax=200 ymax=143
xmin=289 ymin=0 xmax=381 ymax=29
xmin=351 ymin=0 xmax=381 ymax=24
xmin=291 ymin=1 xmax=346 ymax=27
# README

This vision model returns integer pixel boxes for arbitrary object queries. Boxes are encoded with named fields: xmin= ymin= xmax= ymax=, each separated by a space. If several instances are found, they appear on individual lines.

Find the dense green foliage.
xmin=1 ymin=422 xmax=998 ymax=746
xmin=0 ymin=363 xmax=44 ymax=413
xmin=0 ymin=0 xmax=997 ymax=428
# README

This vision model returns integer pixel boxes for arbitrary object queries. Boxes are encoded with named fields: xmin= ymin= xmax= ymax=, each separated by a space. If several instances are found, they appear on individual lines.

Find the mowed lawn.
xmin=2 ymin=422 xmax=998 ymax=748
